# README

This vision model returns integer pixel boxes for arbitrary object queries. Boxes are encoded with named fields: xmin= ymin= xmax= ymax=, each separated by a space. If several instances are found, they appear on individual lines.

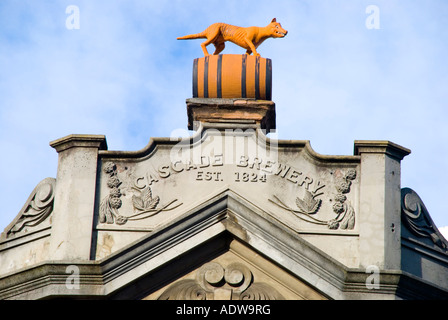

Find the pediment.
xmin=94 ymin=123 xmax=361 ymax=269
xmin=96 ymin=188 xmax=348 ymax=299
xmin=96 ymin=122 xmax=360 ymax=235
xmin=143 ymin=239 xmax=327 ymax=300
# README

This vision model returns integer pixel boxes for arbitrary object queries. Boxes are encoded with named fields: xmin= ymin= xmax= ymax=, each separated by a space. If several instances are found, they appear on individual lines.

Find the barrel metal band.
xmin=266 ymin=58 xmax=272 ymax=100
xmin=192 ymin=58 xmax=198 ymax=98
xmin=217 ymin=54 xmax=223 ymax=98
xmin=241 ymin=54 xmax=247 ymax=98
xmin=255 ymin=56 xmax=260 ymax=100
xmin=192 ymin=55 xmax=272 ymax=100
xmin=203 ymin=56 xmax=209 ymax=98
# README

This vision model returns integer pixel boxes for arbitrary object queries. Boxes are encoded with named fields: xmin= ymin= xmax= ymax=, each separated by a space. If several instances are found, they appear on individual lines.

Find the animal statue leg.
xmin=245 ymin=49 xmax=252 ymax=55
xmin=201 ymin=41 xmax=211 ymax=56
xmin=213 ymin=42 xmax=225 ymax=55
xmin=200 ymin=28 xmax=221 ymax=56
xmin=244 ymin=38 xmax=260 ymax=56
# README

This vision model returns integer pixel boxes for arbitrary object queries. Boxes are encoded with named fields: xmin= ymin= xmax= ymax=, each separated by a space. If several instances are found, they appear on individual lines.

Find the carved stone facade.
xmin=1 ymin=58 xmax=448 ymax=300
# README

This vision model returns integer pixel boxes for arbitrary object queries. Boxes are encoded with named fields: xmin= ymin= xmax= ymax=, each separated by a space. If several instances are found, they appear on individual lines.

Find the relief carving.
xmin=269 ymin=169 xmax=356 ymax=230
xmin=2 ymin=177 xmax=56 ymax=238
xmin=132 ymin=186 xmax=160 ymax=212
xmin=99 ymin=162 xmax=182 ymax=225
xmin=295 ymin=188 xmax=323 ymax=215
xmin=158 ymin=262 xmax=284 ymax=300
xmin=330 ymin=169 xmax=356 ymax=230
xmin=99 ymin=162 xmax=124 ymax=224
xmin=401 ymin=187 xmax=448 ymax=252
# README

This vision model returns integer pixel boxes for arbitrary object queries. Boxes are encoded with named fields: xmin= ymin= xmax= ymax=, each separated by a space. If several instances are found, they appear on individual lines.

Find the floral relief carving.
xmin=269 ymin=169 xmax=356 ymax=230
xmin=99 ymin=162 xmax=124 ymax=224
xmin=99 ymin=162 xmax=182 ymax=225
xmin=329 ymin=169 xmax=356 ymax=230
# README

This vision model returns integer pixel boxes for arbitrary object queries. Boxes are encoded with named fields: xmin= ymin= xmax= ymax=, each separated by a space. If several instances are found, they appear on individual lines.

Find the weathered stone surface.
xmin=49 ymin=134 xmax=107 ymax=261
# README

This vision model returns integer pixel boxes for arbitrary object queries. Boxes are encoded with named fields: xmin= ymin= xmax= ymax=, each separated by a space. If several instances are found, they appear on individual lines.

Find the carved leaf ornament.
xmin=132 ymin=187 xmax=160 ymax=212
xmin=296 ymin=190 xmax=321 ymax=214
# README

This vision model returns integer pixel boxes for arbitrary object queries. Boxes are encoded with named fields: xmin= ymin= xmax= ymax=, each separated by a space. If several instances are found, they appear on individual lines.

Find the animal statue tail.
xmin=177 ymin=32 xmax=206 ymax=40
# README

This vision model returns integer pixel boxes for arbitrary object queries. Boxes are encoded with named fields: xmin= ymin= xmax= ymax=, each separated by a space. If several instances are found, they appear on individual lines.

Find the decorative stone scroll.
xmin=158 ymin=262 xmax=284 ymax=300
xmin=401 ymin=187 xmax=448 ymax=252
xmin=2 ymin=177 xmax=56 ymax=239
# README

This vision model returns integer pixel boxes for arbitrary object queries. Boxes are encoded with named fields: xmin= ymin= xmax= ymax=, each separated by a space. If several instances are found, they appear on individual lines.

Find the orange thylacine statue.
xmin=177 ymin=18 xmax=287 ymax=56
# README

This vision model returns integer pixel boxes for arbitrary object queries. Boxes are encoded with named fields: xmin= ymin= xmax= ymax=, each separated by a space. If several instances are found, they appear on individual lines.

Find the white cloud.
xmin=440 ymin=226 xmax=448 ymax=241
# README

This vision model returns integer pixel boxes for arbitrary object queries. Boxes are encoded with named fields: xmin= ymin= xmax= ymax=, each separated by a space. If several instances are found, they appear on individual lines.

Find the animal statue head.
xmin=268 ymin=18 xmax=288 ymax=38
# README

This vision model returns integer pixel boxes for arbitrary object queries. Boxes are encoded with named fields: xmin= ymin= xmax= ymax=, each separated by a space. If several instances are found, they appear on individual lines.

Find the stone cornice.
xmin=1 ymin=189 xmax=447 ymax=300
xmin=98 ymin=123 xmax=361 ymax=164
xmin=354 ymin=140 xmax=411 ymax=161
xmin=50 ymin=134 xmax=108 ymax=153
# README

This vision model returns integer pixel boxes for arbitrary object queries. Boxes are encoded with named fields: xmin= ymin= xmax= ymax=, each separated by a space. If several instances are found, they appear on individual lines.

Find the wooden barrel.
xmin=192 ymin=54 xmax=272 ymax=100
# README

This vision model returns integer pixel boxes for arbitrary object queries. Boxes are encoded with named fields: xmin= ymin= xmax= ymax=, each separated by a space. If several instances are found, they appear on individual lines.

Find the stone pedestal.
xmin=187 ymin=98 xmax=276 ymax=133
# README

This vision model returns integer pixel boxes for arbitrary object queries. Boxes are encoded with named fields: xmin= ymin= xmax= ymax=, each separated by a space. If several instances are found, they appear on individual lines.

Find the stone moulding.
xmin=98 ymin=121 xmax=361 ymax=165
xmin=49 ymin=134 xmax=108 ymax=153
xmin=354 ymin=140 xmax=411 ymax=161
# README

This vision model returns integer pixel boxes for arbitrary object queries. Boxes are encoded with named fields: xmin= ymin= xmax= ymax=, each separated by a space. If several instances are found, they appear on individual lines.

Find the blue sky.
xmin=1 ymin=0 xmax=447 ymax=236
